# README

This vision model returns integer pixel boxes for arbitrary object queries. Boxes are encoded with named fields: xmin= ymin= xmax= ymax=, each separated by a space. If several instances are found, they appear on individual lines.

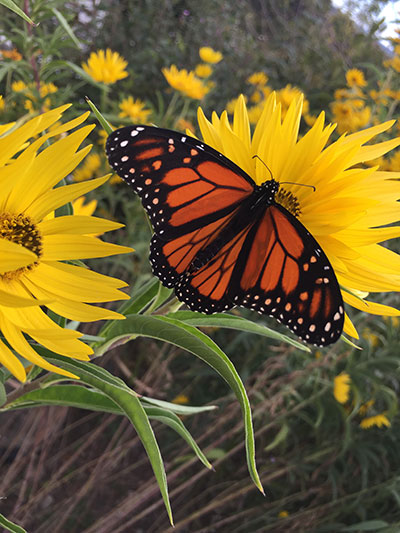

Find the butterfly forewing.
xmin=106 ymin=126 xmax=254 ymax=237
xmin=106 ymin=125 xmax=345 ymax=346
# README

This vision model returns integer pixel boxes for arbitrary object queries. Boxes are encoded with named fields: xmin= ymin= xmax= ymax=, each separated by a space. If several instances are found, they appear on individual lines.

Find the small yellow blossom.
xmin=72 ymin=196 xmax=97 ymax=217
xmin=358 ymin=399 xmax=375 ymax=416
xmin=362 ymin=327 xmax=380 ymax=347
xmin=0 ymin=96 xmax=4 ymax=112
xmin=73 ymin=153 xmax=102 ymax=182
xmin=1 ymin=48 xmax=22 ymax=61
xmin=162 ymin=65 xmax=210 ymax=100
xmin=172 ymin=394 xmax=189 ymax=405
xmin=334 ymin=88 xmax=350 ymax=100
xmin=276 ymin=84 xmax=309 ymax=119
xmin=385 ymin=56 xmax=400 ymax=73
xmin=346 ymin=68 xmax=367 ymax=88
xmin=360 ymin=414 xmax=391 ymax=429
xmin=175 ymin=118 xmax=195 ymax=133
xmin=247 ymin=72 xmax=268 ymax=86
xmin=278 ymin=510 xmax=289 ymax=518
xmin=82 ymin=49 xmax=128 ymax=84
xmin=119 ymin=96 xmax=152 ymax=123
xmin=11 ymin=80 xmax=28 ymax=92
xmin=199 ymin=46 xmax=223 ymax=64
xmin=195 ymin=63 xmax=213 ymax=78
xmin=334 ymin=373 xmax=351 ymax=404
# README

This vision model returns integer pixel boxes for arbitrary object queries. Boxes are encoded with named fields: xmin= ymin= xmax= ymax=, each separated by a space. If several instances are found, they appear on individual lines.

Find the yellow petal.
xmin=0 ymin=338 xmax=27 ymax=382
xmin=343 ymin=291 xmax=400 ymax=316
xmin=26 ymin=262 xmax=129 ymax=302
xmin=38 ymin=215 xmax=124 ymax=235
xmin=26 ymin=175 xmax=110 ymax=221
xmin=40 ymin=234 xmax=132 ymax=261
xmin=0 ymin=239 xmax=36 ymax=273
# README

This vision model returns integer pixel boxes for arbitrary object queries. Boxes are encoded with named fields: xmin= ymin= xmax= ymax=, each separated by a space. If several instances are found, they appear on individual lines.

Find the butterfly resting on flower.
xmin=106 ymin=125 xmax=344 ymax=346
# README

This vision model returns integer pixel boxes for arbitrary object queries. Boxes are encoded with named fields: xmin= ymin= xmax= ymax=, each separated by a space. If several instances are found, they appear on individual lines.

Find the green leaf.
xmin=264 ymin=423 xmax=289 ymax=451
xmin=340 ymin=520 xmax=389 ymax=531
xmin=52 ymin=8 xmax=81 ymax=48
xmin=29 ymin=353 xmax=173 ymax=525
xmin=141 ymin=395 xmax=217 ymax=415
xmin=96 ymin=313 xmax=263 ymax=493
xmin=0 ymin=514 xmax=27 ymax=533
xmin=85 ymin=97 xmax=114 ymax=134
xmin=168 ymin=311 xmax=309 ymax=351
xmin=3 ymin=383 xmax=212 ymax=470
xmin=118 ymin=277 xmax=160 ymax=315
xmin=0 ymin=0 xmax=35 ymax=25
xmin=0 ymin=380 xmax=6 ymax=407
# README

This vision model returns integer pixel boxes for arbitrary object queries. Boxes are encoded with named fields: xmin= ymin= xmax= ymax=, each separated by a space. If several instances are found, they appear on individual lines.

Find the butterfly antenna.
xmin=280 ymin=181 xmax=316 ymax=192
xmin=252 ymin=154 xmax=273 ymax=180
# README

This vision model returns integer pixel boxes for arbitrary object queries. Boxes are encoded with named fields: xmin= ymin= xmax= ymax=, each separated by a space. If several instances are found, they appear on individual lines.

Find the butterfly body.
xmin=106 ymin=125 xmax=345 ymax=346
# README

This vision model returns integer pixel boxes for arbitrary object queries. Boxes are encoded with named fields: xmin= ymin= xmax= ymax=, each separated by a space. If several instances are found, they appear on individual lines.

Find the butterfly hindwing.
xmin=233 ymin=204 xmax=344 ymax=345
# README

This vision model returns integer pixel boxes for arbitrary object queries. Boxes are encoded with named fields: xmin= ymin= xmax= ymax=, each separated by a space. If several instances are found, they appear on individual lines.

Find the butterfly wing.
xmin=106 ymin=125 xmax=255 ymax=291
xmin=106 ymin=126 xmax=254 ymax=237
xmin=230 ymin=204 xmax=345 ymax=345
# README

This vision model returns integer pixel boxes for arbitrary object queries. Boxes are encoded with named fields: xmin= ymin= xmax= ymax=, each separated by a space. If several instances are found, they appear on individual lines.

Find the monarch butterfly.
xmin=106 ymin=125 xmax=344 ymax=346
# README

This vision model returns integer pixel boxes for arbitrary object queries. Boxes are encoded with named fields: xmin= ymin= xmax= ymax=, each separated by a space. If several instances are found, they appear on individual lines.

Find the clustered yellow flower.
xmin=10 ymin=80 xmax=59 ymax=113
xmin=162 ymin=65 xmax=210 ymax=100
xmin=195 ymin=63 xmax=213 ymax=78
xmin=0 ymin=105 xmax=132 ymax=381
xmin=333 ymin=373 xmax=351 ymax=403
xmin=199 ymin=46 xmax=223 ymax=64
xmin=73 ymin=153 xmax=102 ymax=182
xmin=82 ymin=49 xmax=128 ymax=84
xmin=331 ymin=69 xmax=371 ymax=134
xmin=118 ymin=96 xmax=152 ymax=123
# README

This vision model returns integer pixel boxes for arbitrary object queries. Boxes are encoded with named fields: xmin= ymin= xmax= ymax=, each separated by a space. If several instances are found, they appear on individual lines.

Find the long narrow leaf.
xmin=3 ymin=384 xmax=212 ymax=469
xmin=0 ymin=0 xmax=34 ymax=24
xmin=30 ymin=353 xmax=173 ymax=525
xmin=0 ymin=514 xmax=27 ymax=533
xmin=96 ymin=313 xmax=263 ymax=493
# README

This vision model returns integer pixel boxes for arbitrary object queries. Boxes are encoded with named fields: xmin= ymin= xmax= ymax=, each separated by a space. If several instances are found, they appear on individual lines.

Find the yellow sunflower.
xmin=193 ymin=94 xmax=400 ymax=340
xmin=119 ymin=96 xmax=152 ymax=123
xmin=0 ymin=105 xmax=132 ymax=382
xmin=333 ymin=373 xmax=351 ymax=403
xmin=346 ymin=68 xmax=367 ymax=88
xmin=162 ymin=65 xmax=210 ymax=100
xmin=360 ymin=414 xmax=391 ymax=429
xmin=199 ymin=46 xmax=223 ymax=64
xmin=82 ymin=49 xmax=128 ymax=84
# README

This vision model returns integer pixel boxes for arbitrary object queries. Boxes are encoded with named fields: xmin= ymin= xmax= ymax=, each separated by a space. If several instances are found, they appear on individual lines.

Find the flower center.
xmin=0 ymin=212 xmax=42 ymax=281
xmin=275 ymin=187 xmax=301 ymax=217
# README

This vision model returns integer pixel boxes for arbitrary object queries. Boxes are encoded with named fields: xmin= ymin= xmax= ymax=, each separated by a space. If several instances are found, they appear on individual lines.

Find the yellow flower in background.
xmin=199 ymin=46 xmax=223 ymax=64
xmin=118 ymin=96 xmax=152 ymax=123
xmin=360 ymin=414 xmax=391 ymax=429
xmin=334 ymin=88 xmax=350 ymax=100
xmin=334 ymin=373 xmax=351 ymax=403
xmin=162 ymin=65 xmax=210 ymax=99
xmin=11 ymin=80 xmax=28 ymax=92
xmin=73 ymin=153 xmax=102 ymax=182
xmin=331 ymin=100 xmax=371 ymax=134
xmin=358 ymin=399 xmax=375 ymax=416
xmin=176 ymin=117 xmax=195 ymax=133
xmin=385 ymin=55 xmax=400 ymax=73
xmin=1 ymin=48 xmax=22 ymax=61
xmin=193 ymin=94 xmax=400 ymax=339
xmin=195 ymin=63 xmax=213 ymax=78
xmin=72 ymin=196 xmax=97 ymax=217
xmin=276 ymin=84 xmax=309 ymax=119
xmin=172 ymin=394 xmax=189 ymax=405
xmin=247 ymin=72 xmax=268 ymax=86
xmin=346 ymin=69 xmax=367 ymax=88
xmin=278 ymin=510 xmax=289 ymax=518
xmin=82 ymin=49 xmax=128 ymax=84
xmin=362 ymin=327 xmax=380 ymax=347
xmin=0 ymin=95 xmax=4 ymax=112
xmin=0 ymin=105 xmax=132 ymax=382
